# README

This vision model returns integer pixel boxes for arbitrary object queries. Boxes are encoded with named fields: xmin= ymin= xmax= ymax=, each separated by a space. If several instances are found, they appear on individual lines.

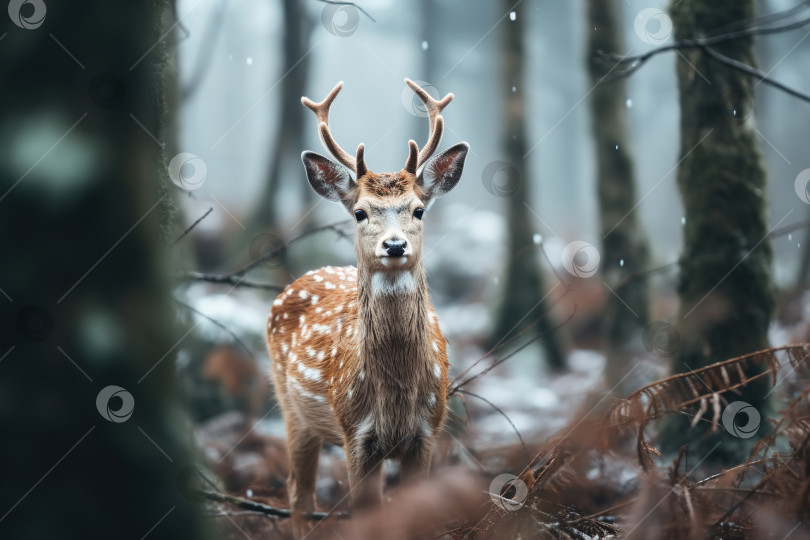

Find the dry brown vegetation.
xmin=187 ymin=343 xmax=810 ymax=539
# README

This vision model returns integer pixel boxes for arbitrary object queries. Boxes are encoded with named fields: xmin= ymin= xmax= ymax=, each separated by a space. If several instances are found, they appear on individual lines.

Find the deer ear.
xmin=418 ymin=142 xmax=469 ymax=204
xmin=302 ymin=151 xmax=355 ymax=203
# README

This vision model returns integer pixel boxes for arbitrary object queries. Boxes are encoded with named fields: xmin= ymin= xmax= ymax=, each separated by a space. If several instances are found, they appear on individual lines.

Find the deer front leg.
xmin=285 ymin=421 xmax=321 ymax=539
xmin=398 ymin=435 xmax=433 ymax=483
xmin=345 ymin=430 xmax=384 ymax=509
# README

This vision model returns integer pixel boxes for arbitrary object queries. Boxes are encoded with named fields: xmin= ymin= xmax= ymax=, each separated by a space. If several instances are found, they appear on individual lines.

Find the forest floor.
xmin=180 ymin=285 xmax=810 ymax=539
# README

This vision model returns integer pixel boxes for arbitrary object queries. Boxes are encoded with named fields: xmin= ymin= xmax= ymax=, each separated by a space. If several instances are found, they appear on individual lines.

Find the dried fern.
xmin=603 ymin=344 xmax=810 ymax=469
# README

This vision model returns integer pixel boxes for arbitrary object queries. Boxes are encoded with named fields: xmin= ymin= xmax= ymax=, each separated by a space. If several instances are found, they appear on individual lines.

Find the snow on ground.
xmin=182 ymin=282 xmax=272 ymax=343
xmin=178 ymin=282 xmax=626 ymax=452
xmin=467 ymin=348 xmax=608 ymax=448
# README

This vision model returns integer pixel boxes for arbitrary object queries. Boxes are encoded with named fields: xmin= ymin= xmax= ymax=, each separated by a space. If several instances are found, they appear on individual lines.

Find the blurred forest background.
xmin=3 ymin=0 xmax=810 ymax=538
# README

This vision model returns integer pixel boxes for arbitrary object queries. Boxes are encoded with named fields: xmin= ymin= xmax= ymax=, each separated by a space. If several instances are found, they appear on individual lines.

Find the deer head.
xmin=300 ymin=79 xmax=469 ymax=277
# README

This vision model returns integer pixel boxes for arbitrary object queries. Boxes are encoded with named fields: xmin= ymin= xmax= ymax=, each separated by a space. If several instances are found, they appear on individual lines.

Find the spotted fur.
xmin=266 ymin=263 xmax=449 ymax=515
xmin=270 ymin=79 xmax=468 ymax=538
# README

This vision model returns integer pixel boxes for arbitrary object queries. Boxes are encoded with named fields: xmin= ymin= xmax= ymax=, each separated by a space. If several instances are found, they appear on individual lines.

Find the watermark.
xmin=321 ymin=3 xmax=360 ymax=37
xmin=88 ymin=73 xmax=127 ymax=109
xmin=794 ymin=168 xmax=810 ymax=204
xmin=16 ymin=305 xmax=55 ymax=342
xmin=489 ymin=473 xmax=528 ymax=511
xmin=168 ymin=153 xmax=207 ymax=191
xmin=561 ymin=241 xmax=600 ymax=278
xmin=96 ymin=385 xmax=135 ymax=423
xmin=721 ymin=401 xmax=760 ymax=439
xmin=8 ymin=0 xmax=46 ymax=30
xmin=481 ymin=160 xmax=520 ymax=198
xmin=642 ymin=321 xmax=680 ymax=358
xmin=634 ymin=8 xmax=672 ymax=45
xmin=401 ymin=79 xmax=439 ymax=118
xmin=249 ymin=233 xmax=287 ymax=269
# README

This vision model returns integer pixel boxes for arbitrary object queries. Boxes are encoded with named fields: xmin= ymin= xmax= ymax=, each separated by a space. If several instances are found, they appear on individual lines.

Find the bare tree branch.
xmin=174 ymin=298 xmax=255 ymax=357
xmin=449 ymin=303 xmax=577 ymax=397
xmin=456 ymin=389 xmax=530 ymax=462
xmin=703 ymin=45 xmax=810 ymax=103
xmin=198 ymin=488 xmax=349 ymax=521
xmin=173 ymin=207 xmax=213 ymax=246
xmin=179 ymin=272 xmax=284 ymax=291
xmin=768 ymin=217 xmax=810 ymax=239
xmin=616 ymin=218 xmax=810 ymax=289
xmin=215 ymin=219 xmax=352 ymax=278
xmin=315 ymin=0 xmax=376 ymax=22
xmin=179 ymin=219 xmax=353 ymax=289
xmin=598 ymin=10 xmax=810 ymax=103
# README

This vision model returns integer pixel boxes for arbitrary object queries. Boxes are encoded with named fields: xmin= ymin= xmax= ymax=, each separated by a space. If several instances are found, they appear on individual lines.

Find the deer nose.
xmin=383 ymin=238 xmax=407 ymax=257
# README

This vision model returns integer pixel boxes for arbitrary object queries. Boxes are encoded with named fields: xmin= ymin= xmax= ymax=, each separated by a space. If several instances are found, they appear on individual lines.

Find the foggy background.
xmin=176 ymin=0 xmax=809 ymax=288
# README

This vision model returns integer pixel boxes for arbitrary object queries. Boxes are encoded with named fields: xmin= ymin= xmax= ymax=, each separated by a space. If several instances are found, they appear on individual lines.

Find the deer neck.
xmin=356 ymin=263 xmax=431 ymax=379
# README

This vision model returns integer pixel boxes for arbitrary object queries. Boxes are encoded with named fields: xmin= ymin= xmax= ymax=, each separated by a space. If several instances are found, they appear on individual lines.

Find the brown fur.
xmin=279 ymin=79 xmax=467 ymax=538
xmin=359 ymin=171 xmax=415 ymax=198
xmin=266 ymin=248 xmax=449 ymax=535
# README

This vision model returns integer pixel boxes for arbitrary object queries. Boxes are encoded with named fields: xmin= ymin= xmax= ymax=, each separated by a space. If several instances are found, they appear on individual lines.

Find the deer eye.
xmin=413 ymin=208 xmax=424 ymax=220
xmin=354 ymin=209 xmax=367 ymax=222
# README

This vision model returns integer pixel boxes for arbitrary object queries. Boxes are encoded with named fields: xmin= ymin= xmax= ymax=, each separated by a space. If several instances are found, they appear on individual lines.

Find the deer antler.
xmin=302 ymin=81 xmax=365 ymax=175
xmin=405 ymin=78 xmax=454 ymax=171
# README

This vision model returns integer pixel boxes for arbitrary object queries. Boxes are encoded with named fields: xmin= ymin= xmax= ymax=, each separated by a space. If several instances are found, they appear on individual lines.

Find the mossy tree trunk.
xmin=0 ymin=1 xmax=208 ymax=538
xmin=661 ymin=0 xmax=775 ymax=464
xmin=586 ymin=0 xmax=651 ymax=395
xmin=491 ymin=1 xmax=566 ymax=370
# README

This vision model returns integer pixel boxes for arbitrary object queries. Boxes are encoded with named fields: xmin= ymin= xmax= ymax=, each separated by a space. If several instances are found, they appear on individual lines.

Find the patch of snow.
xmin=568 ymin=348 xmax=606 ymax=373
xmin=435 ymin=303 xmax=490 ymax=338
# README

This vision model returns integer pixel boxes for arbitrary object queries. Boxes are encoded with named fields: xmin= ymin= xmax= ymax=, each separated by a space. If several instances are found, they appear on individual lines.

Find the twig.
xmin=182 ymin=219 xmax=353 ymax=288
xmin=457 ymin=389 xmax=531 ymax=462
xmin=598 ymin=10 xmax=810 ymax=102
xmin=174 ymin=298 xmax=255 ymax=358
xmin=695 ymin=457 xmax=776 ymax=486
xmin=315 ymin=0 xmax=376 ymax=23
xmin=712 ymin=0 xmax=810 ymax=34
xmin=450 ymin=288 xmax=571 ymax=390
xmin=180 ymin=271 xmax=284 ymax=291
xmin=203 ymin=510 xmax=274 ymax=518
xmin=703 ymin=45 xmax=810 ymax=103
xmin=172 ymin=207 xmax=213 ymax=246
xmin=198 ymin=489 xmax=349 ymax=521
xmin=205 ymin=510 xmax=277 ymax=517
xmin=768 ymin=217 xmax=810 ymax=239
xmin=603 ymin=13 xmax=810 ymax=75
xmin=617 ymin=217 xmax=810 ymax=288
xmin=449 ymin=304 xmax=578 ymax=396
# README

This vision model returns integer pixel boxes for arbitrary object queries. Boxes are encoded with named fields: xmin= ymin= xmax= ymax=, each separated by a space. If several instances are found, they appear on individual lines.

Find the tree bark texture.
xmin=661 ymin=0 xmax=775 ymax=463
xmin=491 ymin=1 xmax=567 ymax=370
xmin=586 ymin=0 xmax=651 ymax=395
xmin=0 ymin=1 xmax=208 ymax=537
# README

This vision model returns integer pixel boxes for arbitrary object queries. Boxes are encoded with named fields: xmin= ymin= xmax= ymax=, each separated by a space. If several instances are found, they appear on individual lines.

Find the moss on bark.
xmin=660 ymin=0 xmax=775 ymax=465
xmin=586 ymin=0 xmax=651 ymax=394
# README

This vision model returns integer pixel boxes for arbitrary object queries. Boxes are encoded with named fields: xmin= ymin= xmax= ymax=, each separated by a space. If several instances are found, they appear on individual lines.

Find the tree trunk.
xmin=797 ymin=225 xmax=810 ymax=287
xmin=0 ymin=1 xmax=208 ymax=538
xmin=660 ymin=0 xmax=775 ymax=464
xmin=245 ymin=0 xmax=314 ymax=240
xmin=586 ymin=0 xmax=651 ymax=395
xmin=490 ymin=2 xmax=567 ymax=370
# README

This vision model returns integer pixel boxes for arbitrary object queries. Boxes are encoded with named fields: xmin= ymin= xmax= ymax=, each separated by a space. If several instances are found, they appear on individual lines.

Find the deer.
xmin=265 ymin=79 xmax=468 ymax=536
